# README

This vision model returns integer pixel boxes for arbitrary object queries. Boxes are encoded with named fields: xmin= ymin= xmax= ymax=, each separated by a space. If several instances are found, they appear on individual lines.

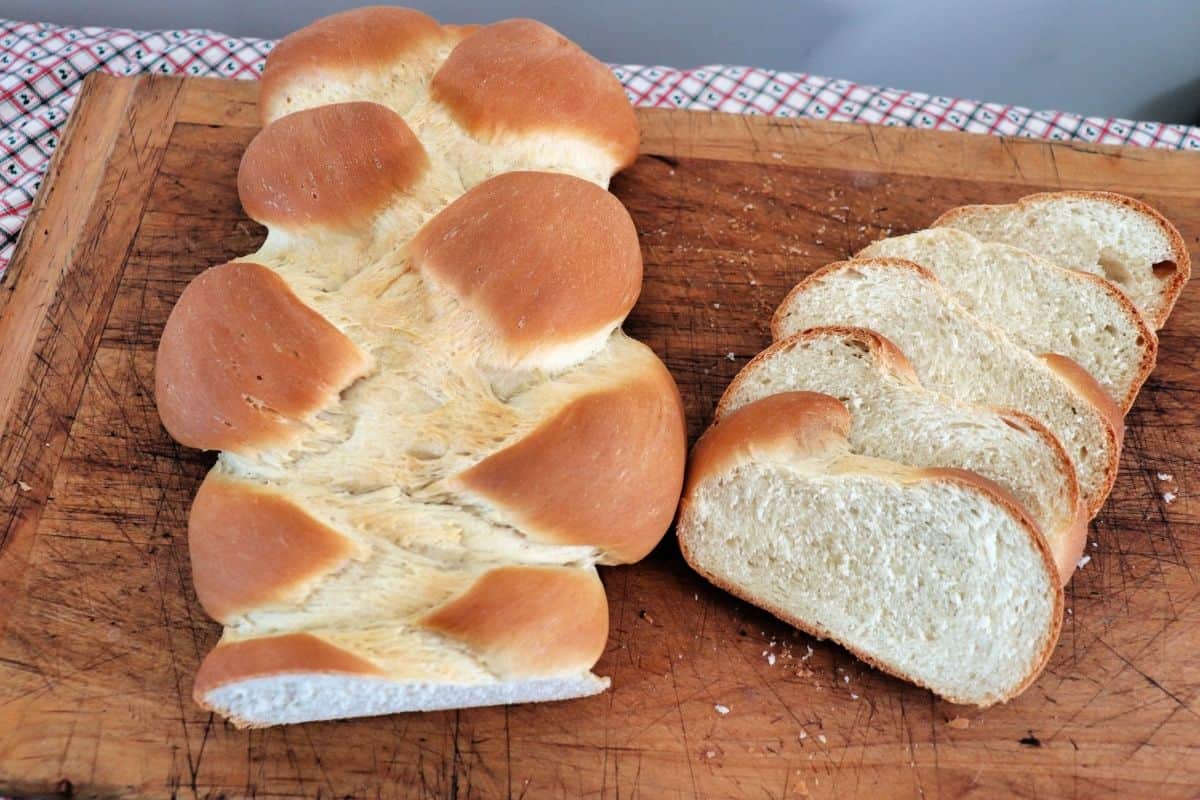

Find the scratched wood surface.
xmin=0 ymin=74 xmax=1198 ymax=799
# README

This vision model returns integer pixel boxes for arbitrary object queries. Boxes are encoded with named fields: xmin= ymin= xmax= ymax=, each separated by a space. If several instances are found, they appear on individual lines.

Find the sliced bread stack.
xmin=680 ymin=191 xmax=1190 ymax=705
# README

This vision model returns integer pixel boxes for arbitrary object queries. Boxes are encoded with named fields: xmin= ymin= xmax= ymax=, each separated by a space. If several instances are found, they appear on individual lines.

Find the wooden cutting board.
xmin=1 ymin=73 xmax=1197 ymax=799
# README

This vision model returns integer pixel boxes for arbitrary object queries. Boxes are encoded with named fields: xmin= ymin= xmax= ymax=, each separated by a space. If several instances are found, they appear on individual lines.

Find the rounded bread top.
xmin=431 ymin=19 xmax=639 ymax=169
xmin=154 ymin=261 xmax=370 ymax=452
xmin=239 ymin=102 xmax=430 ymax=230
xmin=410 ymin=171 xmax=642 ymax=367
xmin=687 ymin=391 xmax=853 ymax=495
xmin=456 ymin=344 xmax=686 ymax=564
xmin=259 ymin=6 xmax=453 ymax=121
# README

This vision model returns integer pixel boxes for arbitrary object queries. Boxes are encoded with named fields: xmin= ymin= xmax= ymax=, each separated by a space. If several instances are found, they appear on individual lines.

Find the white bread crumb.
xmin=714 ymin=704 xmax=730 ymax=715
xmin=1077 ymin=555 xmax=1091 ymax=569
xmin=1163 ymin=491 xmax=1177 ymax=504
xmin=16 ymin=480 xmax=31 ymax=492
xmin=1157 ymin=472 xmax=1174 ymax=482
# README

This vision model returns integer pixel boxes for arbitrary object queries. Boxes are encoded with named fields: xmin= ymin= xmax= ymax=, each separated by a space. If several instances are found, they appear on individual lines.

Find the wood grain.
xmin=0 ymin=73 xmax=1198 ymax=799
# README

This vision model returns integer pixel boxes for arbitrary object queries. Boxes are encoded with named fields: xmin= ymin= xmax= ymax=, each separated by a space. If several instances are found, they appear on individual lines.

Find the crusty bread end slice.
xmin=933 ymin=191 xmax=1190 ymax=330
xmin=678 ymin=392 xmax=1063 ymax=707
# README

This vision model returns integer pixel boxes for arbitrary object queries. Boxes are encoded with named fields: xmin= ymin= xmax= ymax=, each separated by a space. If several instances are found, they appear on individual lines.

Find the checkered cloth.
xmin=2 ymin=17 xmax=1199 ymax=274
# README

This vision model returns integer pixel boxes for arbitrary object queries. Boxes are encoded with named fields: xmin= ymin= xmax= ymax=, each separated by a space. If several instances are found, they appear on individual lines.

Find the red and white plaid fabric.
xmin=2 ymin=17 xmax=1199 ymax=275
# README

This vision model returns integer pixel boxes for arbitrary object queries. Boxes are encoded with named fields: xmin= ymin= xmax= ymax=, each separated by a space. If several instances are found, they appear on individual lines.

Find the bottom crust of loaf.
xmin=200 ymin=672 xmax=611 ymax=728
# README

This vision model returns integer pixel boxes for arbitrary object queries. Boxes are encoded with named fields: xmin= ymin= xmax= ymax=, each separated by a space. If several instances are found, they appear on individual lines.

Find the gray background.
xmin=6 ymin=0 xmax=1199 ymax=123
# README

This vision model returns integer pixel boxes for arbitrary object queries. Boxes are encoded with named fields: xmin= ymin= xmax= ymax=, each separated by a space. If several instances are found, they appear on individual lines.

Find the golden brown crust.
xmin=259 ymin=6 xmax=446 ymax=123
xmin=193 ymin=632 xmax=385 ymax=701
xmin=189 ymin=472 xmax=355 ymax=622
xmin=687 ymin=392 xmax=851 ymax=496
xmin=933 ymin=190 xmax=1191 ymax=330
xmin=421 ymin=566 xmax=608 ymax=678
xmin=1040 ymin=352 xmax=1124 ymax=515
xmin=677 ymin=457 xmax=1064 ymax=706
xmin=985 ymin=409 xmax=1089 ymax=584
xmin=442 ymin=24 xmax=482 ymax=40
xmin=431 ymin=19 xmax=639 ymax=168
xmin=410 ymin=171 xmax=642 ymax=362
xmin=769 ymin=257 xmax=939 ymax=340
xmin=238 ymin=102 xmax=429 ymax=229
xmin=154 ymin=261 xmax=370 ymax=452
xmin=457 ymin=349 xmax=686 ymax=564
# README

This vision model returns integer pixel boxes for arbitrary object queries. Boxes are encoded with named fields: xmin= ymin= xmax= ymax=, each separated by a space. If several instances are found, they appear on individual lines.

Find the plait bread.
xmin=155 ymin=8 xmax=686 ymax=727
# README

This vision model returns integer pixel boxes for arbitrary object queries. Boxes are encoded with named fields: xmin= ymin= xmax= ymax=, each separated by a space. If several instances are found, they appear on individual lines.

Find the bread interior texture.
xmin=682 ymin=463 xmax=1057 ymax=705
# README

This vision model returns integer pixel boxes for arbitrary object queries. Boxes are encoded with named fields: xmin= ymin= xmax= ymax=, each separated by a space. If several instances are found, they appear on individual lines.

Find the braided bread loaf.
xmin=154 ymin=7 xmax=686 ymax=728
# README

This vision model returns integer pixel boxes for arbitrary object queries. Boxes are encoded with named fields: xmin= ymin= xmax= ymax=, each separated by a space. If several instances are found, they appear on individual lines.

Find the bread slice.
xmin=718 ymin=327 xmax=1085 ymax=581
xmin=772 ymin=258 xmax=1122 ymax=514
xmin=859 ymin=228 xmax=1156 ymax=412
xmin=677 ymin=391 xmax=1063 ymax=706
xmin=933 ymin=191 xmax=1190 ymax=330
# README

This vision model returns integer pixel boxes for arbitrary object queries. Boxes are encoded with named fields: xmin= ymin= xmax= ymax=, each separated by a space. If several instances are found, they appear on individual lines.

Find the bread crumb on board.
xmin=1157 ymin=472 xmax=1174 ymax=482
xmin=1163 ymin=490 xmax=1177 ymax=504
xmin=714 ymin=704 xmax=730 ymax=715
xmin=947 ymin=717 xmax=971 ymax=730
xmin=16 ymin=480 xmax=31 ymax=492
xmin=1077 ymin=555 xmax=1091 ymax=570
